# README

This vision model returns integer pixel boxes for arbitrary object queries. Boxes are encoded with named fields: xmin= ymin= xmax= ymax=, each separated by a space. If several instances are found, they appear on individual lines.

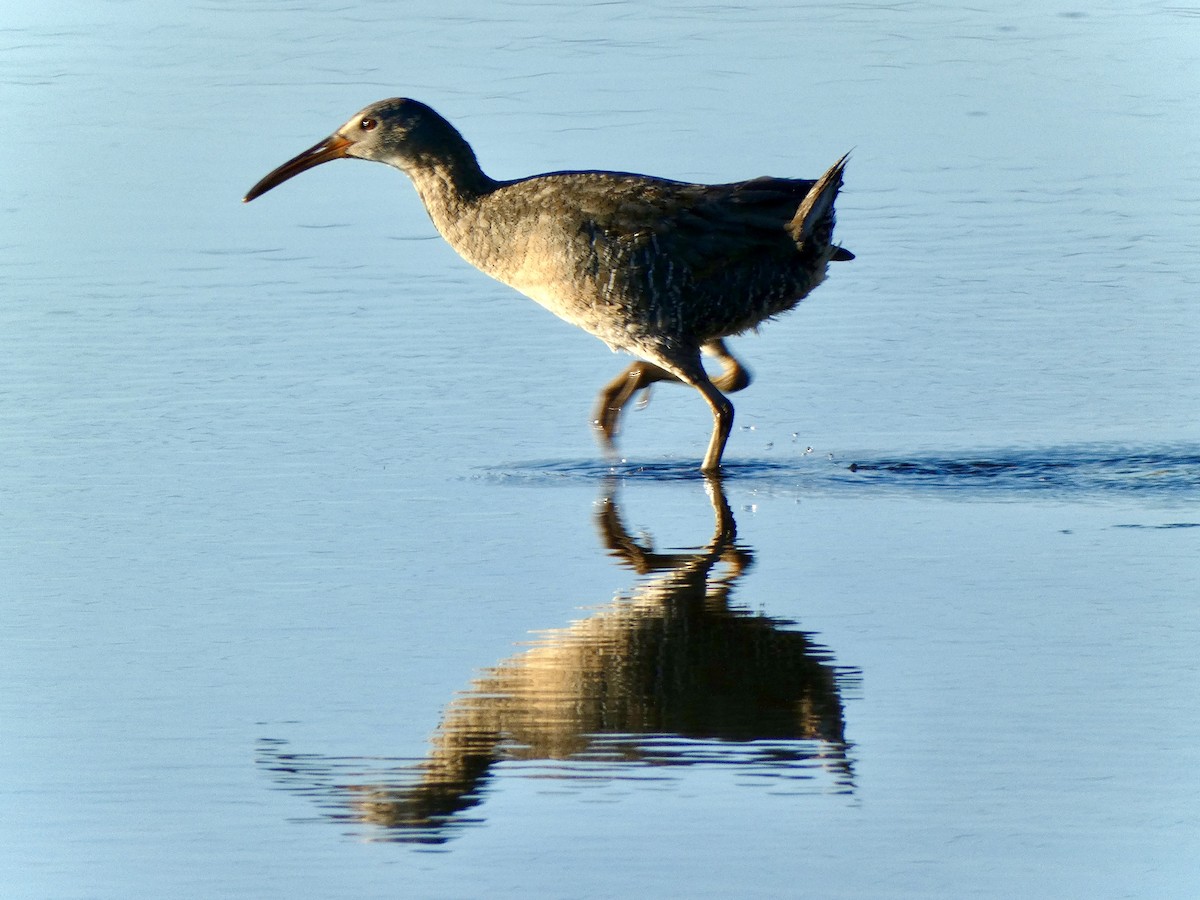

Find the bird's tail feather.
xmin=788 ymin=153 xmax=850 ymax=260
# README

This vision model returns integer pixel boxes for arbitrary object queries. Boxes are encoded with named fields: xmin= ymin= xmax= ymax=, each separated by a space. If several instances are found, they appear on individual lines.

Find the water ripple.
xmin=487 ymin=444 xmax=1200 ymax=501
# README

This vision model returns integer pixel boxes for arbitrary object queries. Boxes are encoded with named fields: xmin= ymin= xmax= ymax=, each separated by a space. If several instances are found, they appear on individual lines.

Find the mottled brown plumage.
xmin=244 ymin=98 xmax=852 ymax=471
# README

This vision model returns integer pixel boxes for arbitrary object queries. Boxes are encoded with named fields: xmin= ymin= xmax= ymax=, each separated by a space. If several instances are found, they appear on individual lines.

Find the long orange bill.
xmin=243 ymin=134 xmax=353 ymax=202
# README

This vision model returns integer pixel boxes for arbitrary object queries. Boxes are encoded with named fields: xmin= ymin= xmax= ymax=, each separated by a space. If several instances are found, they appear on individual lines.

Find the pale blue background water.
xmin=3 ymin=1 xmax=1199 ymax=898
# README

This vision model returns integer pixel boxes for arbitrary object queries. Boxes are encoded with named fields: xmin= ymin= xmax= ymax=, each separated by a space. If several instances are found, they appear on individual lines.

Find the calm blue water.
xmin=3 ymin=1 xmax=1198 ymax=898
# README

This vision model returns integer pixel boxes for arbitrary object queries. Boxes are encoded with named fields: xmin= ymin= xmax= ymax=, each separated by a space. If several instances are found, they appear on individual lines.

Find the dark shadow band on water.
xmin=482 ymin=444 xmax=1200 ymax=502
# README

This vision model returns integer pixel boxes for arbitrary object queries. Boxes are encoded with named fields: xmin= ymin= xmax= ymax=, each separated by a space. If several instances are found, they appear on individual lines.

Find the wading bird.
xmin=244 ymin=99 xmax=852 ymax=471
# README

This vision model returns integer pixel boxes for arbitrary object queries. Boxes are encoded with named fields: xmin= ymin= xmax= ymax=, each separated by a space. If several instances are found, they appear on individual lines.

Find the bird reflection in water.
xmin=259 ymin=477 xmax=855 ymax=844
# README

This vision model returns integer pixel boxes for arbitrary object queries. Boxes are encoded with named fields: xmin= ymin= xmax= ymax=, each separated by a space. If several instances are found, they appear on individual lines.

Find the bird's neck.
xmin=405 ymin=139 xmax=496 ymax=233
xmin=405 ymin=150 xmax=509 ymax=273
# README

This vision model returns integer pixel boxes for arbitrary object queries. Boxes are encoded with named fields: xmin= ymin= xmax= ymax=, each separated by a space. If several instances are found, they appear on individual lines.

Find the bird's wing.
xmin=648 ymin=178 xmax=818 ymax=276
xmin=660 ymin=177 xmax=854 ymax=266
xmin=574 ymin=177 xmax=814 ymax=275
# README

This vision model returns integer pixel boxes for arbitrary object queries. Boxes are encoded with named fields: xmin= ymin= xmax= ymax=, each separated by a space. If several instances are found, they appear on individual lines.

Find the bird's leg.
xmin=690 ymin=340 xmax=749 ymax=471
xmin=593 ymin=342 xmax=747 ymax=468
xmin=691 ymin=376 xmax=735 ymax=473
xmin=595 ymin=340 xmax=751 ymax=446
xmin=664 ymin=353 xmax=736 ymax=473
xmin=592 ymin=360 xmax=677 ymax=448
xmin=702 ymin=339 xmax=753 ymax=394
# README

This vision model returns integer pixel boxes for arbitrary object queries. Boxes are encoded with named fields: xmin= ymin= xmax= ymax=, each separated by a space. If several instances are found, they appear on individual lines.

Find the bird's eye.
xmin=360 ymin=116 xmax=378 ymax=131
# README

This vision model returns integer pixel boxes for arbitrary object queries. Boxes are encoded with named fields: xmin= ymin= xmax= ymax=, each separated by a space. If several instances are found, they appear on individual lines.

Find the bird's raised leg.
xmin=592 ymin=360 xmax=676 ymax=450
xmin=702 ymin=338 xmax=753 ymax=394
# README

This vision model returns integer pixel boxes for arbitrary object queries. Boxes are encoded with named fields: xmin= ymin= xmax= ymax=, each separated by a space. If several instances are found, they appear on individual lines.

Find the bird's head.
xmin=243 ymin=98 xmax=462 ymax=202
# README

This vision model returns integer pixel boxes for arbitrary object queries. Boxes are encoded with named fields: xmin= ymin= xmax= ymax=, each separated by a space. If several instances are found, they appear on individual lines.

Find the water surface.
xmin=3 ymin=1 xmax=1198 ymax=898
